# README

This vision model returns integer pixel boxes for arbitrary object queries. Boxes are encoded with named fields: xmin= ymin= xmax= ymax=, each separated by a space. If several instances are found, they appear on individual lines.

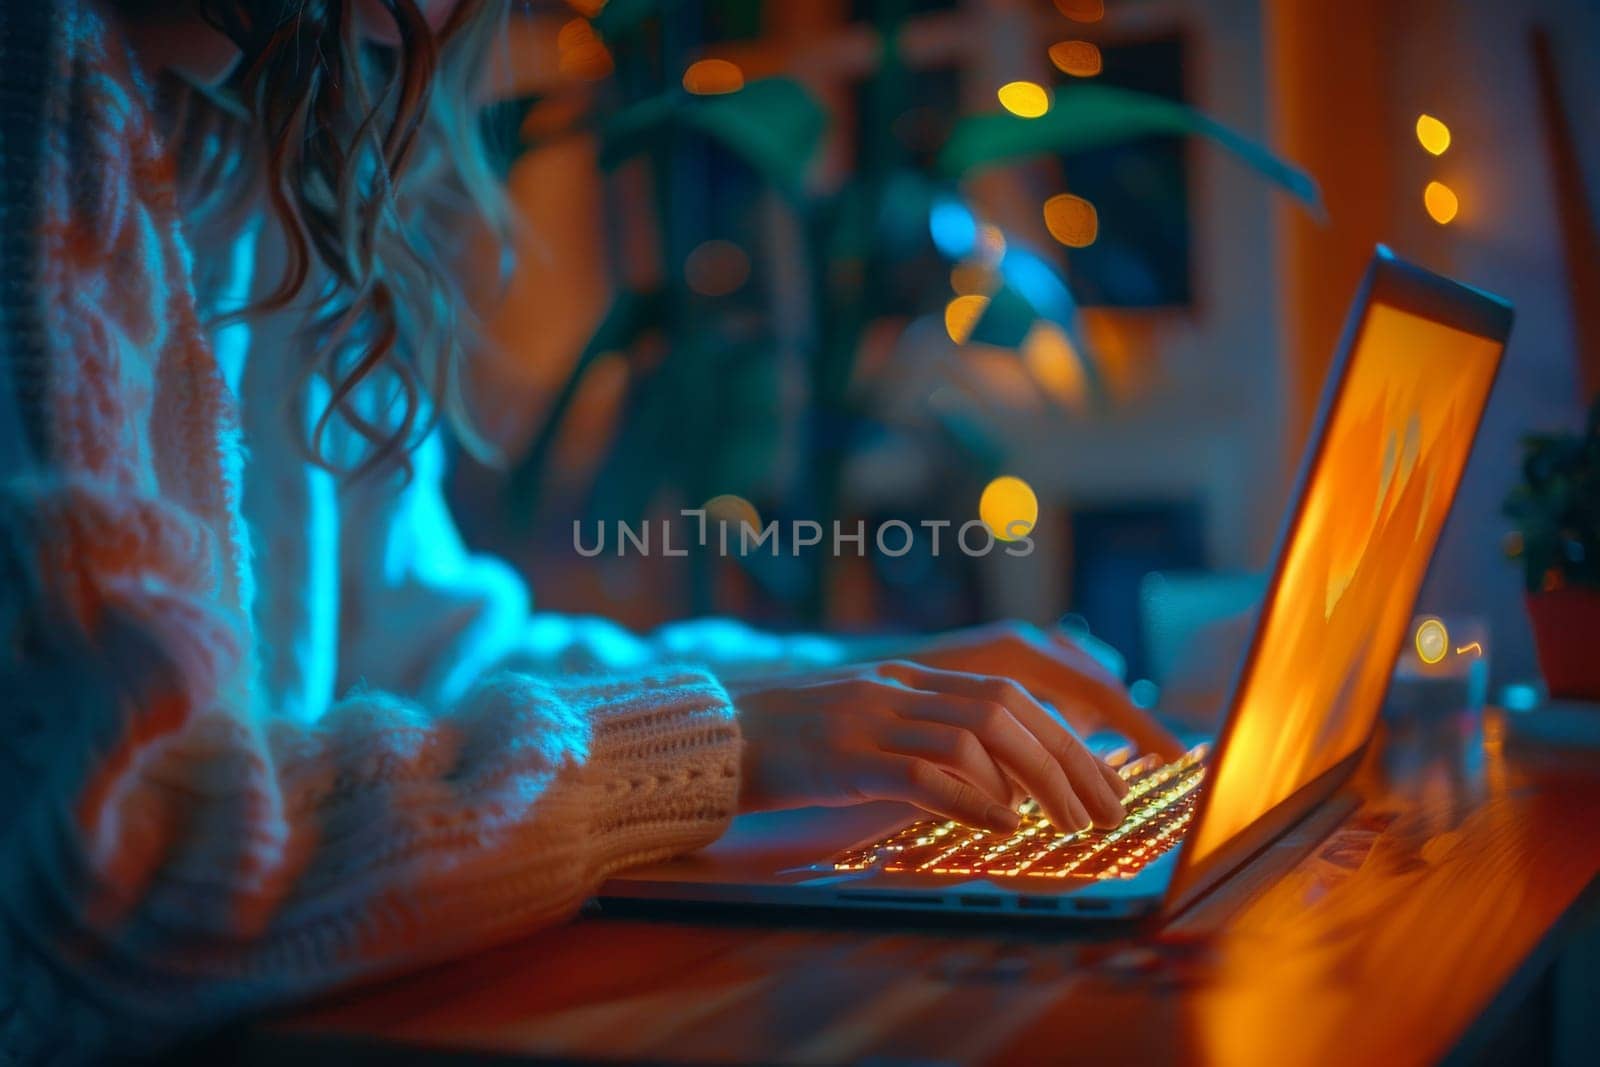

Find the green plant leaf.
xmin=600 ymin=79 xmax=826 ymax=195
xmin=938 ymin=85 xmax=1322 ymax=212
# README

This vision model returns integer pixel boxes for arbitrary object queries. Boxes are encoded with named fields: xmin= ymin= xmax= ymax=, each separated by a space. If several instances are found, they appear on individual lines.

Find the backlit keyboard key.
xmin=831 ymin=745 xmax=1209 ymax=881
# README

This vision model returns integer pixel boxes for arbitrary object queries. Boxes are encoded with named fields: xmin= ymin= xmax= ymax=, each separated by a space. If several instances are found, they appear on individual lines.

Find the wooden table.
xmin=230 ymin=710 xmax=1600 ymax=1066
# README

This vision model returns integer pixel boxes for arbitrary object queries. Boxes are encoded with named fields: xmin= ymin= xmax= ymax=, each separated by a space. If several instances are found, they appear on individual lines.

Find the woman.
xmin=0 ymin=0 xmax=1180 ymax=1058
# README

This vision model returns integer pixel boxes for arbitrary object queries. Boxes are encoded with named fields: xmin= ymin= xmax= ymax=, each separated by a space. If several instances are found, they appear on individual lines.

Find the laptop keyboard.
xmin=829 ymin=744 xmax=1208 ymax=880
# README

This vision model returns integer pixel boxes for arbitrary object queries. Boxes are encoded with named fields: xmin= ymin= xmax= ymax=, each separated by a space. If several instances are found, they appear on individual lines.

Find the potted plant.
xmin=500 ymin=0 xmax=1319 ymax=622
xmin=1504 ymin=395 xmax=1600 ymax=700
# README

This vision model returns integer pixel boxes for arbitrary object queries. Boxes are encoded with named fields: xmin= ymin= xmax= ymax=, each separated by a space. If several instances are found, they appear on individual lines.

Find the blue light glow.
xmin=1001 ymin=245 xmax=1077 ymax=324
xmin=929 ymin=199 xmax=978 ymax=259
xmin=1502 ymin=683 xmax=1541 ymax=713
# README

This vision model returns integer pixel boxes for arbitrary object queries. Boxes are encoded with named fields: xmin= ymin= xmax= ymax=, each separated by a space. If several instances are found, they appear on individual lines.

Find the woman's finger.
xmin=875 ymin=720 xmax=1017 ymax=808
xmin=877 ymin=668 xmax=1112 ymax=830
xmin=1035 ymin=634 xmax=1186 ymax=760
xmin=856 ymin=754 xmax=1021 ymax=833
xmin=889 ymin=662 xmax=1128 ymax=827
xmin=1096 ymin=756 xmax=1130 ymax=799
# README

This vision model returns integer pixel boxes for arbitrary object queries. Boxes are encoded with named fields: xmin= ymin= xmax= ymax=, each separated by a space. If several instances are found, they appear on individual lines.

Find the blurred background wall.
xmin=448 ymin=0 xmax=1600 ymax=696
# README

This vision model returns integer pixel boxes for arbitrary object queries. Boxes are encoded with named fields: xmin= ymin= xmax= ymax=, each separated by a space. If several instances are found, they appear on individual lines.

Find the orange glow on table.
xmin=683 ymin=59 xmax=744 ymax=95
xmin=1424 ymin=181 xmax=1459 ymax=224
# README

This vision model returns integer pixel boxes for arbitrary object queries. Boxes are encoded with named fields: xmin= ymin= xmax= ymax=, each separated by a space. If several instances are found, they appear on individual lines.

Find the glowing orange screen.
xmin=1187 ymin=302 xmax=1503 ymax=864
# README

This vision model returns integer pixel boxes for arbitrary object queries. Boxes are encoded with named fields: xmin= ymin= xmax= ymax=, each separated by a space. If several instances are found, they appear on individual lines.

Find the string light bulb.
xmin=1054 ymin=0 xmax=1104 ymax=22
xmin=1049 ymin=40 xmax=1103 ymax=78
xmin=1415 ymin=618 xmax=1449 ymax=665
xmin=1043 ymin=193 xmax=1099 ymax=247
xmin=944 ymin=295 xmax=990 ymax=344
xmin=683 ymin=59 xmax=744 ymax=95
xmin=998 ymin=81 xmax=1051 ymax=119
xmin=1424 ymin=180 xmax=1459 ymax=225
xmin=1415 ymin=114 xmax=1451 ymax=156
xmin=980 ymin=476 xmax=1039 ymax=541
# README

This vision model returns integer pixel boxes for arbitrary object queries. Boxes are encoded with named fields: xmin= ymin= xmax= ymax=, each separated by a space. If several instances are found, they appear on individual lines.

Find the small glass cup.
xmin=1383 ymin=614 xmax=1490 ymax=778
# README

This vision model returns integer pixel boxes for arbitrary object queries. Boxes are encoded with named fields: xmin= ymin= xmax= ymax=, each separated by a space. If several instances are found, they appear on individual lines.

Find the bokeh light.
xmin=1022 ymin=322 xmax=1089 ymax=412
xmin=930 ymin=199 xmax=979 ymax=259
xmin=1054 ymin=0 xmax=1105 ymax=22
xmin=998 ymin=81 xmax=1051 ymax=119
xmin=1415 ymin=618 xmax=1449 ymax=665
xmin=685 ymin=240 xmax=751 ymax=297
xmin=1043 ymin=193 xmax=1099 ymax=247
xmin=1415 ymin=114 xmax=1451 ymax=156
xmin=980 ymin=476 xmax=1040 ymax=541
xmin=557 ymin=19 xmax=613 ymax=80
xmin=1049 ymin=40 xmax=1103 ymax=78
xmin=944 ymin=294 xmax=990 ymax=344
xmin=975 ymin=223 xmax=1007 ymax=265
xmin=704 ymin=493 xmax=761 ymax=533
xmin=683 ymin=59 xmax=745 ymax=95
xmin=950 ymin=262 xmax=997 ymax=296
xmin=1424 ymin=180 xmax=1459 ymax=225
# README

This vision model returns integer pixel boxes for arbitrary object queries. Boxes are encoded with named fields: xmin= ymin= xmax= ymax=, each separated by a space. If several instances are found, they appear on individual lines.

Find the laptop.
xmin=602 ymin=247 xmax=1514 ymax=921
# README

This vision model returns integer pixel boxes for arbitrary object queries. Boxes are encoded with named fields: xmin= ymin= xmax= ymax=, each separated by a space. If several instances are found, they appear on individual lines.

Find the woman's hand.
xmin=905 ymin=621 xmax=1185 ymax=761
xmin=731 ymin=660 xmax=1131 ymax=835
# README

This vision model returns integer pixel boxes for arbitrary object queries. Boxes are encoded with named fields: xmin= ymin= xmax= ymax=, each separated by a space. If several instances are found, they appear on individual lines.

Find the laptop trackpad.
xmin=605 ymin=804 xmax=915 ymax=890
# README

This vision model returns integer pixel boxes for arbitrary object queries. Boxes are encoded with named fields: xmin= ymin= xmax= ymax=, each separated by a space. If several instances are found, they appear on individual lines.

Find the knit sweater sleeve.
xmin=0 ymin=5 xmax=741 ymax=1059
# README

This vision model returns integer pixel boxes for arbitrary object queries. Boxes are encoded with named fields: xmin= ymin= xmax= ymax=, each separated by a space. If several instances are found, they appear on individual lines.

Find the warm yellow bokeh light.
xmin=944 ymin=294 xmax=990 ymax=344
xmin=1043 ymin=193 xmax=1099 ymax=247
xmin=1424 ymin=180 xmax=1459 ymax=225
xmin=704 ymin=493 xmax=761 ymax=533
xmin=950 ymin=262 xmax=996 ymax=296
xmin=980 ymin=476 xmax=1040 ymax=541
xmin=998 ymin=81 xmax=1051 ymax=119
xmin=1054 ymin=0 xmax=1104 ymax=22
xmin=1415 ymin=618 xmax=1449 ymax=665
xmin=1022 ymin=322 xmax=1089 ymax=413
xmin=1049 ymin=40 xmax=1103 ymax=78
xmin=683 ymin=58 xmax=744 ymax=95
xmin=1415 ymin=113 xmax=1451 ymax=156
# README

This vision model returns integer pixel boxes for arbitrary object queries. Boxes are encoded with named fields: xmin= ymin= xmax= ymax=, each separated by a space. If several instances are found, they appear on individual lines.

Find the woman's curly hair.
xmin=150 ymin=0 xmax=510 ymax=478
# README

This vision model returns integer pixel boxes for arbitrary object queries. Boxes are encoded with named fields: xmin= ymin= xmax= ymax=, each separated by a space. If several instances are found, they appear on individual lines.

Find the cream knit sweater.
xmin=0 ymin=4 xmax=839 ymax=1060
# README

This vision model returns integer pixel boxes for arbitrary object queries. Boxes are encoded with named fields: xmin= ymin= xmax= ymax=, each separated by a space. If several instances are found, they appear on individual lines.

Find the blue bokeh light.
xmin=929 ymin=199 xmax=978 ymax=259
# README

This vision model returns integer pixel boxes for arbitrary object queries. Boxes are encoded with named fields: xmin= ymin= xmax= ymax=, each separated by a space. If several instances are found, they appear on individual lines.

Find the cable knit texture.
xmin=0 ymin=4 xmax=858 ymax=1061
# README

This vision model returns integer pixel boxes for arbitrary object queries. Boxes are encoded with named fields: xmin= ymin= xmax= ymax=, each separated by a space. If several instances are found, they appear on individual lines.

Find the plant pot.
xmin=1525 ymin=589 xmax=1600 ymax=701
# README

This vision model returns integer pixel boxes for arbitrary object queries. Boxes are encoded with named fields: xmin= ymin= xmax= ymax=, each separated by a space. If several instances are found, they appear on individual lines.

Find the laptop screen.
xmin=1184 ymin=298 xmax=1505 ymax=867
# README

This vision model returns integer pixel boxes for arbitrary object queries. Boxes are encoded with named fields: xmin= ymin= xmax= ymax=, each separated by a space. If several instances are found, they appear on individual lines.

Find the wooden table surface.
xmin=243 ymin=711 xmax=1600 ymax=1066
